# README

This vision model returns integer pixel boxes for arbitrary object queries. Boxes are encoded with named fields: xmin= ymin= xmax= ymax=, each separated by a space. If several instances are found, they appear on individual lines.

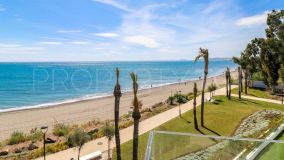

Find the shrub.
xmin=53 ymin=123 xmax=69 ymax=137
xmin=174 ymin=94 xmax=187 ymax=104
xmin=46 ymin=142 xmax=68 ymax=153
xmin=67 ymin=128 xmax=90 ymax=148
xmin=8 ymin=131 xmax=26 ymax=145
xmin=28 ymin=129 xmax=42 ymax=142
xmin=28 ymin=142 xmax=68 ymax=159
xmin=167 ymin=96 xmax=175 ymax=105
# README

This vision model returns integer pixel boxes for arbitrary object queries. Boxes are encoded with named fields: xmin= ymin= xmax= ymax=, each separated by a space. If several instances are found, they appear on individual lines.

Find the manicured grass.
xmin=113 ymin=96 xmax=284 ymax=160
xmin=231 ymin=87 xmax=279 ymax=100
xmin=257 ymin=132 xmax=284 ymax=160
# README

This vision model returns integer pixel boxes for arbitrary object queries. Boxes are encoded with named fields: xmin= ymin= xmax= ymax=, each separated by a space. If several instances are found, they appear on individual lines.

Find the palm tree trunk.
xmin=133 ymin=118 xmax=139 ymax=160
xmin=193 ymin=97 xmax=198 ymax=130
xmin=229 ymin=73 xmax=231 ymax=100
xmin=114 ymin=98 xmax=121 ymax=160
xmin=114 ymin=68 xmax=122 ymax=160
xmin=238 ymin=67 xmax=241 ymax=100
xmin=240 ymin=68 xmax=243 ymax=92
xmin=78 ymin=147 xmax=81 ymax=160
xmin=226 ymin=75 xmax=228 ymax=97
xmin=108 ymin=139 xmax=111 ymax=160
xmin=245 ymin=71 xmax=248 ymax=94
xmin=201 ymin=73 xmax=207 ymax=127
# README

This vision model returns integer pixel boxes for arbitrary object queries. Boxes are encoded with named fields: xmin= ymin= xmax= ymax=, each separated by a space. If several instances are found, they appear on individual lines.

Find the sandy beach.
xmin=0 ymin=70 xmax=237 ymax=141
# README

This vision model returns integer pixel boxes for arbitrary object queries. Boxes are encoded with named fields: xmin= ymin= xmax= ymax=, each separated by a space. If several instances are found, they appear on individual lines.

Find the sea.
xmin=0 ymin=60 xmax=237 ymax=111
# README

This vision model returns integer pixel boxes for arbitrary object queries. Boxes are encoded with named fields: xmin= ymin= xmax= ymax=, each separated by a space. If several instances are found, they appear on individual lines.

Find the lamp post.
xmin=178 ymin=90 xmax=181 ymax=117
xmin=41 ymin=125 xmax=48 ymax=160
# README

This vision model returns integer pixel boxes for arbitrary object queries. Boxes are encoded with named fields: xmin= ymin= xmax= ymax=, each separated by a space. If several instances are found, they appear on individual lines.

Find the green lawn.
xmin=257 ymin=132 xmax=284 ymax=160
xmin=231 ymin=87 xmax=279 ymax=100
xmin=113 ymin=96 xmax=284 ymax=160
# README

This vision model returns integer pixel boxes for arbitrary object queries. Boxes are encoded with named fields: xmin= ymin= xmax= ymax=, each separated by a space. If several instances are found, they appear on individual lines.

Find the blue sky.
xmin=0 ymin=0 xmax=283 ymax=62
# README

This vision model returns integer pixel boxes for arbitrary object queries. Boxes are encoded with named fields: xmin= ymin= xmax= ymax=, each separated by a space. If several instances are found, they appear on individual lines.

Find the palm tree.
xmin=227 ymin=68 xmax=231 ymax=100
xmin=130 ymin=72 xmax=141 ymax=160
xmin=240 ymin=68 xmax=243 ymax=92
xmin=67 ymin=128 xmax=90 ymax=160
xmin=194 ymin=48 xmax=209 ymax=127
xmin=238 ymin=67 xmax=242 ymax=100
xmin=193 ymin=83 xmax=199 ymax=130
xmin=113 ymin=68 xmax=122 ymax=160
xmin=226 ymin=68 xmax=229 ymax=97
xmin=102 ymin=121 xmax=115 ymax=160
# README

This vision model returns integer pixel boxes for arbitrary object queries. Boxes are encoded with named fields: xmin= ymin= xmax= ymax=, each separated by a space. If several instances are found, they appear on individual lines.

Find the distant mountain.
xmin=210 ymin=57 xmax=232 ymax=61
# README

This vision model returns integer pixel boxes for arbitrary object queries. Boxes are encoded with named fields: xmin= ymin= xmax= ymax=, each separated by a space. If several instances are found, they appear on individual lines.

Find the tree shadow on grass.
xmin=194 ymin=126 xmax=219 ymax=143
xmin=230 ymin=97 xmax=260 ymax=105
xmin=181 ymin=116 xmax=191 ymax=124
xmin=202 ymin=125 xmax=221 ymax=136
xmin=230 ymin=98 xmax=248 ymax=104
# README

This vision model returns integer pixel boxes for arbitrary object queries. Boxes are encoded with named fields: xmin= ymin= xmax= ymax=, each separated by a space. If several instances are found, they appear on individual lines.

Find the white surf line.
xmin=245 ymin=123 xmax=284 ymax=160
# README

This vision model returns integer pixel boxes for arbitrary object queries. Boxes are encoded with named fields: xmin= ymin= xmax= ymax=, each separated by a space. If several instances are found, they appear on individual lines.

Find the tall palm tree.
xmin=240 ymin=68 xmax=243 ymax=92
xmin=193 ymin=83 xmax=199 ymax=130
xmin=194 ymin=48 xmax=209 ymax=127
xmin=238 ymin=67 xmax=242 ymax=100
xmin=102 ymin=121 xmax=115 ymax=160
xmin=130 ymin=72 xmax=141 ymax=160
xmin=113 ymin=68 xmax=122 ymax=160
xmin=228 ymin=68 xmax=231 ymax=99
xmin=226 ymin=68 xmax=229 ymax=97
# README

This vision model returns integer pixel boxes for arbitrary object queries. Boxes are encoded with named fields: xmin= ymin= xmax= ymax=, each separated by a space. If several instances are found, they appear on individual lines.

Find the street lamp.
xmin=41 ymin=125 xmax=48 ymax=160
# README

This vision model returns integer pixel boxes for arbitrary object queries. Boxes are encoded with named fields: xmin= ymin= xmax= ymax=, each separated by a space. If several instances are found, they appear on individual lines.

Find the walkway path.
xmin=231 ymin=94 xmax=283 ymax=105
xmin=36 ymin=86 xmax=231 ymax=160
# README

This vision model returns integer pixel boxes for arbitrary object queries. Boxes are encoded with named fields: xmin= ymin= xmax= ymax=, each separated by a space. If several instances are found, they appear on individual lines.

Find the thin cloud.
xmin=236 ymin=12 xmax=268 ymax=27
xmin=91 ymin=0 xmax=133 ymax=13
xmin=57 ymin=30 xmax=82 ymax=33
xmin=40 ymin=41 xmax=63 ymax=45
xmin=70 ymin=41 xmax=90 ymax=45
xmin=0 ymin=43 xmax=44 ymax=54
xmin=123 ymin=35 xmax=160 ymax=48
xmin=0 ymin=43 xmax=22 ymax=48
xmin=94 ymin=32 xmax=119 ymax=38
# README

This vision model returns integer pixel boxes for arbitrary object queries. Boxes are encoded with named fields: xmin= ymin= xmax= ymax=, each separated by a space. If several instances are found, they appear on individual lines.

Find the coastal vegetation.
xmin=0 ymin=9 xmax=282 ymax=160
xmin=113 ymin=68 xmax=122 ymax=160
xmin=226 ymin=67 xmax=232 ymax=99
xmin=130 ymin=72 xmax=141 ymax=160
xmin=233 ymin=10 xmax=284 ymax=94
xmin=207 ymin=83 xmax=217 ymax=99
xmin=193 ymin=83 xmax=199 ymax=130
xmin=8 ymin=131 xmax=26 ymax=145
xmin=0 ymin=88 xmax=201 ymax=159
xmin=113 ymin=96 xmax=284 ymax=160
xmin=53 ymin=123 xmax=69 ymax=137
xmin=194 ymin=48 xmax=209 ymax=127
xmin=102 ymin=121 xmax=115 ymax=160
xmin=67 ymin=128 xmax=90 ymax=160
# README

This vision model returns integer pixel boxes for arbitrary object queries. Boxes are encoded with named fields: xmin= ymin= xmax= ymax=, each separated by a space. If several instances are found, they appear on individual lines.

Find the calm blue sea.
xmin=0 ymin=60 xmax=236 ymax=111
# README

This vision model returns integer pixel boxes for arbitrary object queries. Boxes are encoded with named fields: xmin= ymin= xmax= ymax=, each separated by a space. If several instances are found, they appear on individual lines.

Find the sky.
xmin=0 ymin=0 xmax=283 ymax=62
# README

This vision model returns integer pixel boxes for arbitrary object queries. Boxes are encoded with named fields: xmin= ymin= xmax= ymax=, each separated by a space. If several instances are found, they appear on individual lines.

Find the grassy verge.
xmin=113 ymin=96 xmax=284 ymax=160
xmin=257 ymin=132 xmax=284 ymax=160
xmin=231 ymin=87 xmax=281 ymax=100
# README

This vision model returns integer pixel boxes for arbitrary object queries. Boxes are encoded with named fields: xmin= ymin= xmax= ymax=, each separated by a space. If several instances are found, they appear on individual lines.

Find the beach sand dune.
xmin=0 ymin=71 xmax=237 ymax=141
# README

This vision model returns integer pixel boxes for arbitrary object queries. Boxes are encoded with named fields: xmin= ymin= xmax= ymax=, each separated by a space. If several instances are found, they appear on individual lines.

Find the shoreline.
xmin=0 ymin=70 xmax=238 ymax=141
xmin=0 ymin=70 xmax=234 ymax=114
